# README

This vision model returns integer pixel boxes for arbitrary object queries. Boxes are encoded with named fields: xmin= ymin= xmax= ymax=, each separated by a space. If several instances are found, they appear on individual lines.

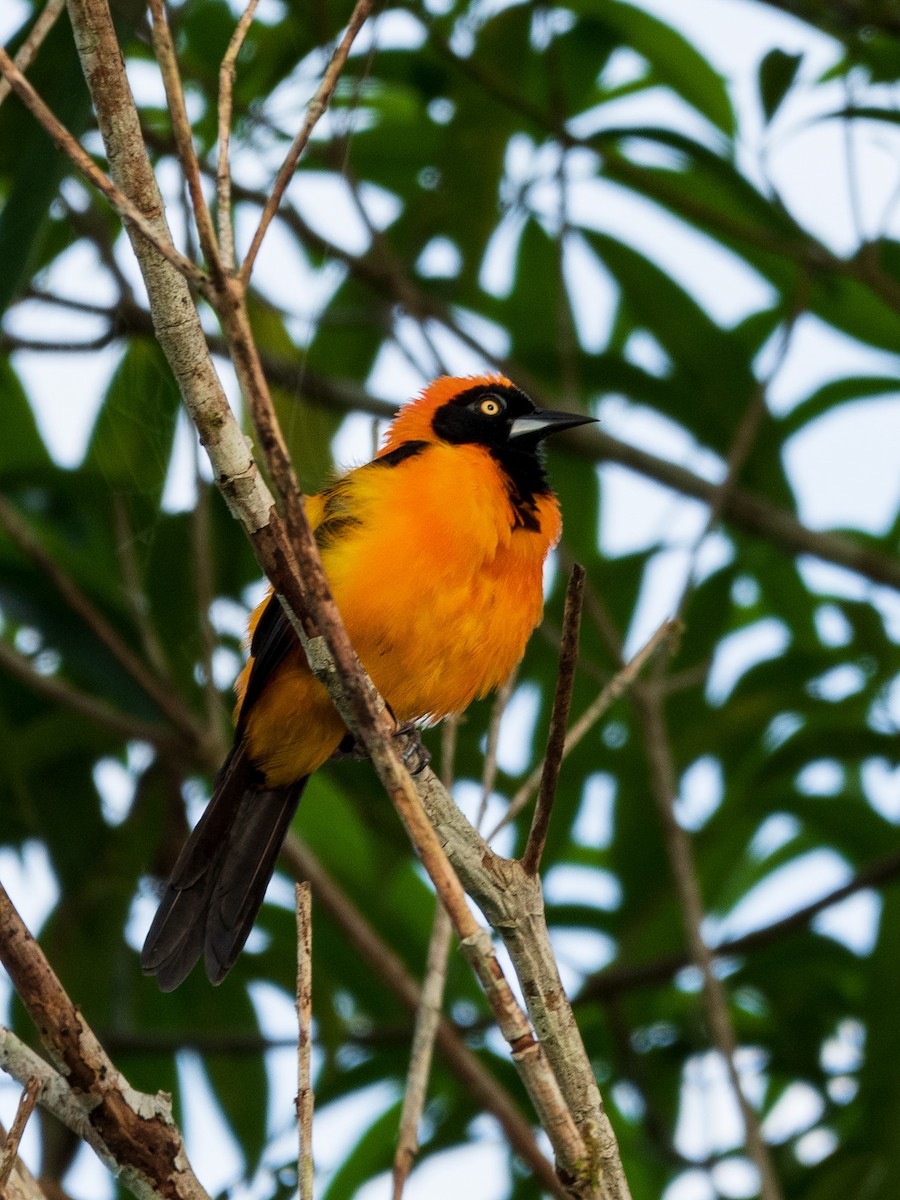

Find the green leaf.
xmin=758 ymin=49 xmax=803 ymax=123
xmin=591 ymin=0 xmax=735 ymax=135
xmin=0 ymin=358 xmax=51 ymax=475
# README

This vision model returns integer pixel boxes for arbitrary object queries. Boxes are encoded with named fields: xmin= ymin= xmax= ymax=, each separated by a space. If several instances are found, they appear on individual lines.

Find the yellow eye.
xmin=480 ymin=397 xmax=502 ymax=416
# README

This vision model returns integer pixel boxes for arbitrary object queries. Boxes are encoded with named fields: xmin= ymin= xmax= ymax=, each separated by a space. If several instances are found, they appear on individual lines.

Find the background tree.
xmin=0 ymin=1 xmax=898 ymax=1199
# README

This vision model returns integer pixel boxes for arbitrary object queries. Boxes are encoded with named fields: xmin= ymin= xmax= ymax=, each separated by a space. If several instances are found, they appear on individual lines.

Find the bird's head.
xmin=379 ymin=374 xmax=596 ymax=458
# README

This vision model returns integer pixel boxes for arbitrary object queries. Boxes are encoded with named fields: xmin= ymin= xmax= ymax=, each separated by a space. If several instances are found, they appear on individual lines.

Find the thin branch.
xmin=216 ymin=0 xmax=261 ymax=269
xmin=634 ymin=686 xmax=783 ymax=1200
xmin=111 ymin=498 xmax=175 ymax=682
xmin=392 ymin=905 xmax=453 ymax=1200
xmin=490 ymin=618 xmax=680 ymax=842
xmin=295 ymin=884 xmax=314 ymax=1200
xmin=0 ymin=0 xmax=66 ymax=108
xmin=522 ymin=564 xmax=585 ymax=875
xmin=0 ymin=495 xmax=204 ymax=747
xmin=281 ymin=836 xmax=568 ymax=1199
xmin=239 ymin=0 xmax=373 ymax=283
xmin=147 ymin=0 xmax=222 ymax=279
xmin=0 ymin=638 xmax=193 ymax=761
xmin=191 ymin=474 xmax=227 ymax=758
xmin=0 ymin=1077 xmax=41 ymax=1189
xmin=0 ymin=46 xmax=206 ymax=288
xmin=580 ymin=844 xmax=900 ymax=1002
xmin=0 ymin=890 xmax=209 ymax=1200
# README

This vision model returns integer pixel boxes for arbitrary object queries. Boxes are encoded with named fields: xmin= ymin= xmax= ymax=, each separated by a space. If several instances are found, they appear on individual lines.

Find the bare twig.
xmin=521 ymin=564 xmax=585 ymax=875
xmin=191 ymin=473 xmax=227 ymax=758
xmin=0 ymin=46 xmax=205 ymax=288
xmin=393 ymin=709 xmax=463 ymax=1197
xmin=239 ymin=0 xmax=373 ymax=283
xmin=392 ymin=905 xmax=453 ymax=1200
xmin=148 ymin=0 xmax=222 ymax=279
xmin=216 ymin=0 xmax=261 ymax=269
xmin=490 ymin=618 xmax=680 ymax=842
xmin=295 ymin=884 xmax=314 ymax=1200
xmin=0 ymin=0 xmax=66 ymax=108
xmin=0 ymin=1077 xmax=41 ymax=1188
xmin=281 ymin=836 xmax=568 ymax=1199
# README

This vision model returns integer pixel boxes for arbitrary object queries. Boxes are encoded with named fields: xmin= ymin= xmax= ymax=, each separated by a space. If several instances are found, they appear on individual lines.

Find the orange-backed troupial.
xmin=142 ymin=374 xmax=594 ymax=990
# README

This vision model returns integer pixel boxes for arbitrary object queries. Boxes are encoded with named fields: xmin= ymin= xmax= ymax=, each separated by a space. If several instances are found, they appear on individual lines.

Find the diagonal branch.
xmin=0 ymin=888 xmax=209 ymax=1200
xmin=522 ymin=564 xmax=585 ymax=875
xmin=239 ymin=0 xmax=373 ymax=284
xmin=0 ymin=45 xmax=205 ymax=288
xmin=216 ymin=0 xmax=261 ymax=269
xmin=0 ymin=0 xmax=66 ymax=108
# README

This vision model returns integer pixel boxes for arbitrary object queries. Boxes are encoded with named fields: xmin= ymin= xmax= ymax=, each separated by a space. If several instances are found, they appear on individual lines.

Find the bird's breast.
xmin=326 ymin=444 xmax=561 ymax=720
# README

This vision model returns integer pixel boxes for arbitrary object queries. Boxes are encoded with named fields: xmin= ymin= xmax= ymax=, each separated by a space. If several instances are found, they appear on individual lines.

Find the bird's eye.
xmin=479 ymin=395 xmax=503 ymax=416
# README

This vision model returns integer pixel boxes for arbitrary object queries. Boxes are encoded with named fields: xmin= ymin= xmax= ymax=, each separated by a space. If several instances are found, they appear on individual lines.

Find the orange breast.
xmin=239 ymin=444 xmax=560 ymax=786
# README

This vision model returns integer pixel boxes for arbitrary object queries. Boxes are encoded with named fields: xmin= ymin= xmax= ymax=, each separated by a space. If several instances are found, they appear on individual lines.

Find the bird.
xmin=141 ymin=373 xmax=595 ymax=990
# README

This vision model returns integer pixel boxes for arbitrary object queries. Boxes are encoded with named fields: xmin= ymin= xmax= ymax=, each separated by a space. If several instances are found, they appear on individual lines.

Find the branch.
xmin=581 ymin=846 xmax=900 ymax=1002
xmin=59 ymin=4 xmax=605 ymax=1188
xmin=0 ymin=0 xmax=66 ymax=109
xmin=634 ymin=687 xmax=783 ymax=1200
xmin=491 ymin=617 xmax=680 ymax=841
xmin=522 ymin=564 xmax=585 ymax=875
xmin=392 ymin=905 xmax=453 ymax=1200
xmin=281 ymin=836 xmax=568 ymax=1199
xmin=0 ymin=1077 xmax=41 ymax=1190
xmin=0 ymin=637 xmax=194 ymax=761
xmin=0 ymin=495 xmax=205 ymax=748
xmin=216 ymin=0 xmax=260 ymax=269
xmin=0 ymin=46 xmax=205 ymax=288
xmin=0 ymin=889 xmax=208 ymax=1200
xmin=295 ymin=884 xmax=314 ymax=1200
xmin=239 ymin=0 xmax=372 ymax=283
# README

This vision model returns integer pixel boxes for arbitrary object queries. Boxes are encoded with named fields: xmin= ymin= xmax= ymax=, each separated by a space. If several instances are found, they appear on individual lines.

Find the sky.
xmin=1 ymin=0 xmax=899 ymax=1197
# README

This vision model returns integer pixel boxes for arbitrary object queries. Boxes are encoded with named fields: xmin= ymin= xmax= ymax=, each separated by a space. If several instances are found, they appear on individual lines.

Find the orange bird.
xmin=142 ymin=374 xmax=593 ymax=989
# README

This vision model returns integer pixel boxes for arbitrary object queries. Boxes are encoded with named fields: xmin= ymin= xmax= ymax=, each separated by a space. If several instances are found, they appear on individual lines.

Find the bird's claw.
xmin=393 ymin=722 xmax=431 ymax=775
xmin=329 ymin=724 xmax=430 ymax=775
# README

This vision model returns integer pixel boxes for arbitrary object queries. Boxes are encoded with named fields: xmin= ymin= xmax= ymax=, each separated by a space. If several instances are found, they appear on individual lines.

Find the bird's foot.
xmin=392 ymin=721 xmax=431 ymax=776
xmin=329 ymin=723 xmax=430 ymax=775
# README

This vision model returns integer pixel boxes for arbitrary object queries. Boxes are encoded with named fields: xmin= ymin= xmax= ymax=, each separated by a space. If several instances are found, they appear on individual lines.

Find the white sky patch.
xmin=567 ymin=176 xmax=777 ymax=327
xmin=863 ymin=758 xmax=900 ymax=823
xmin=706 ymin=618 xmax=791 ymax=704
xmin=783 ymin=397 xmax=900 ymax=534
xmin=494 ymin=681 xmax=541 ymax=775
xmin=178 ymin=1053 xmax=245 ymax=1193
xmin=677 ymin=756 xmax=725 ymax=830
xmin=674 ymin=1051 xmax=749 ymax=1159
xmin=714 ymin=849 xmax=852 ymax=943
xmin=813 ymin=890 xmax=882 ymax=956
xmin=766 ymin=315 xmax=900 ymax=415
xmin=573 ymin=772 xmax=617 ymax=849
xmin=358 ymin=1141 xmax=508 ymax=1200
xmin=543 ymin=864 xmax=622 ymax=910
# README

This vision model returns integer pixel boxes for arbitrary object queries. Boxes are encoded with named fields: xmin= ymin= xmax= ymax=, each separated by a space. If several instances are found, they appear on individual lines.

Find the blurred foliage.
xmin=1 ymin=0 xmax=899 ymax=1198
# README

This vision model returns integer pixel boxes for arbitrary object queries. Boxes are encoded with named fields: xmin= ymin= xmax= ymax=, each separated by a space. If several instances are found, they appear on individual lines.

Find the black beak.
xmin=508 ymin=407 xmax=597 ymax=444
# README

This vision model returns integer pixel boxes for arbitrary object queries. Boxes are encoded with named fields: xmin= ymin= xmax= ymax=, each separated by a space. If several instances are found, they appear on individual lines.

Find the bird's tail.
xmin=141 ymin=742 xmax=306 ymax=991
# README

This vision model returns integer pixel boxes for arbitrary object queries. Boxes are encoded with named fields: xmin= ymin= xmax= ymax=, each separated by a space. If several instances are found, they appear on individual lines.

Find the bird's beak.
xmin=508 ymin=407 xmax=597 ymax=443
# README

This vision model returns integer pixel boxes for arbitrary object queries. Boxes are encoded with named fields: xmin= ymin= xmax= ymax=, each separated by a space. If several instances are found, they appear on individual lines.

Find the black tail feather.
xmin=141 ymin=742 xmax=306 ymax=991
